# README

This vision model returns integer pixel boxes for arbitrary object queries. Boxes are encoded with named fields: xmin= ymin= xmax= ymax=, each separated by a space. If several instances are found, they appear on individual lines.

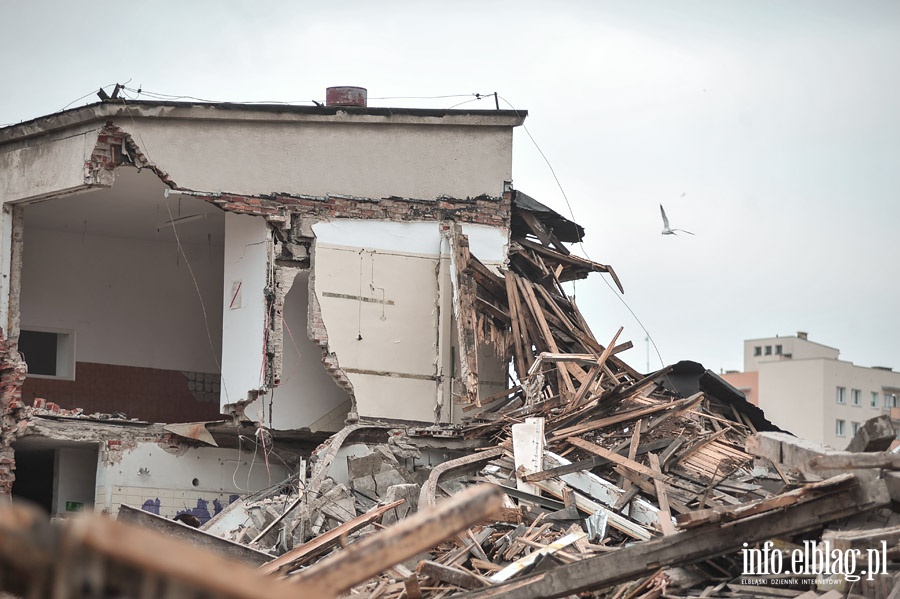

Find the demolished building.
xmin=0 ymin=86 xmax=624 ymax=520
xmin=3 ymin=89 xmax=900 ymax=599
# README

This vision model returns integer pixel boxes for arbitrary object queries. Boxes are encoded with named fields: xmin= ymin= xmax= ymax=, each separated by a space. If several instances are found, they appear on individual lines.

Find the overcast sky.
xmin=3 ymin=1 xmax=899 ymax=374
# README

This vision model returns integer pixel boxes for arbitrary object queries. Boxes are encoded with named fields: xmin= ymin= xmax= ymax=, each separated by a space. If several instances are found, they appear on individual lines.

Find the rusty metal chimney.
xmin=325 ymin=86 xmax=367 ymax=108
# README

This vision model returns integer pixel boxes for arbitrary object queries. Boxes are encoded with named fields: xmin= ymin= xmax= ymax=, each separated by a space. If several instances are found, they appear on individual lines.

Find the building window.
xmin=836 ymin=387 xmax=846 ymax=404
xmin=851 ymin=389 xmax=861 ymax=406
xmin=754 ymin=346 xmax=762 ymax=357
xmin=775 ymin=344 xmax=782 ymax=355
xmin=836 ymin=419 xmax=846 ymax=436
xmin=19 ymin=328 xmax=75 ymax=380
xmin=885 ymin=393 xmax=898 ymax=410
xmin=851 ymin=422 xmax=860 ymax=436
xmin=765 ymin=345 xmax=772 ymax=355
xmin=872 ymin=391 xmax=879 ymax=408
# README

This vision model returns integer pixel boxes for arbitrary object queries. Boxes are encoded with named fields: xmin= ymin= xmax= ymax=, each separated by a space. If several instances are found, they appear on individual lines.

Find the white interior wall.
xmin=313 ymin=242 xmax=439 ymax=422
xmin=220 ymin=213 xmax=269 ymax=409
xmin=53 ymin=446 xmax=99 ymax=515
xmin=268 ymin=270 xmax=349 ymax=430
xmin=311 ymin=221 xmax=508 ymax=423
xmin=95 ymin=441 xmax=290 ymax=519
xmin=20 ymin=227 xmax=223 ymax=373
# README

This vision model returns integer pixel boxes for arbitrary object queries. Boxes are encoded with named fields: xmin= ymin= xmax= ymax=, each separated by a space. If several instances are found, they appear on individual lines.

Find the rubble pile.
xmin=2 ymin=199 xmax=900 ymax=598
xmin=180 ymin=200 xmax=898 ymax=597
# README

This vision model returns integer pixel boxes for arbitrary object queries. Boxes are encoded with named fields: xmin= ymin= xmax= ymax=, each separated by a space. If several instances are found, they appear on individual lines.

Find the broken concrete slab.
xmin=347 ymin=451 xmax=384 ymax=480
xmin=318 ymin=484 xmax=356 ymax=524
xmin=381 ymin=484 xmax=420 ymax=526
xmin=846 ymin=414 xmax=896 ymax=453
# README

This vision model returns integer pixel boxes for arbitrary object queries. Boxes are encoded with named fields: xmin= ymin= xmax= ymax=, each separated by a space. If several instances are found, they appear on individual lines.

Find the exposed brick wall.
xmin=0 ymin=331 xmax=28 ymax=495
xmin=21 ymin=363 xmax=221 ymax=424
xmin=209 ymin=192 xmax=510 ymax=229
xmin=85 ymin=122 xmax=174 ymax=188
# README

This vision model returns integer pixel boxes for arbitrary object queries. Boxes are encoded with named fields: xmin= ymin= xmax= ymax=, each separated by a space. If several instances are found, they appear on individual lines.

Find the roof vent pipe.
xmin=325 ymin=86 xmax=367 ymax=108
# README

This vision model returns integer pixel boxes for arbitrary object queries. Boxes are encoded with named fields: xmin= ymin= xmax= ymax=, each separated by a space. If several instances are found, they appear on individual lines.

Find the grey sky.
xmin=3 ymin=1 xmax=899 ymax=374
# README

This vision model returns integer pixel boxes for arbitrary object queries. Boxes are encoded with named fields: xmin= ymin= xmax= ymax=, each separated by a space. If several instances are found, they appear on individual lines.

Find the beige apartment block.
xmin=721 ymin=332 xmax=900 ymax=449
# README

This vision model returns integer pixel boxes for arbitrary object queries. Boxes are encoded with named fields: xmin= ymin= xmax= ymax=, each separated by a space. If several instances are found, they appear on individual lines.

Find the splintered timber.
xmin=742 ymin=540 xmax=889 ymax=582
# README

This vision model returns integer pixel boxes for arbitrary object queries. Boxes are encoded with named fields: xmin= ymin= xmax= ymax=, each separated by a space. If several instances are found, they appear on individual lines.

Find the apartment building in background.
xmin=721 ymin=332 xmax=900 ymax=449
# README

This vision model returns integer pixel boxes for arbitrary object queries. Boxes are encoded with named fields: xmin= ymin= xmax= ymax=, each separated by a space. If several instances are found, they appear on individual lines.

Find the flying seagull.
xmin=660 ymin=204 xmax=694 ymax=236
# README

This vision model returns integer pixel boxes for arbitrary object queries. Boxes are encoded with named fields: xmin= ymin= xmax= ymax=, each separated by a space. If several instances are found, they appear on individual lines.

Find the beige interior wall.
xmin=312 ymin=242 xmax=439 ymax=422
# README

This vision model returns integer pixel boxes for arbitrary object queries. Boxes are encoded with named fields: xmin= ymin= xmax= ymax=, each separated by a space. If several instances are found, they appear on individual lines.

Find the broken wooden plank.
xmin=515 ymin=237 xmax=623 ymax=293
xmin=627 ymin=419 xmax=643 ymax=463
xmin=291 ymin=485 xmax=503 ymax=598
xmin=809 ymin=451 xmax=900 ymax=470
xmin=614 ymin=467 xmax=694 ymax=516
xmin=672 ymin=428 xmax=732 ymax=466
xmin=619 ymin=418 xmax=644 ymax=489
xmin=514 ymin=274 xmax=579 ymax=394
xmin=467 ymin=254 xmax=508 ymax=302
xmin=490 ymin=531 xmax=586 ymax=583
xmin=648 ymin=454 xmax=675 ymax=535
xmin=673 ymin=473 xmax=859 ymax=530
xmin=566 ymin=437 xmax=667 ymax=482
xmin=518 ymin=210 xmax=571 ymax=256
xmin=537 ymin=451 xmax=659 ymax=534
xmin=259 ymin=499 xmax=405 ymax=576
xmin=528 ymin=353 xmax=604 ymax=371
xmin=645 ymin=392 xmax=704 ymax=432
xmin=475 ymin=296 xmax=511 ymax=324
xmin=453 ymin=475 xmax=880 ymax=599
xmin=569 ymin=328 xmax=623 ymax=410
xmin=521 ymin=438 xmax=673 ymax=483
xmin=417 ymin=560 xmax=489 ymax=589
xmin=505 ymin=273 xmax=530 ymax=377
xmin=550 ymin=397 xmax=693 ymax=441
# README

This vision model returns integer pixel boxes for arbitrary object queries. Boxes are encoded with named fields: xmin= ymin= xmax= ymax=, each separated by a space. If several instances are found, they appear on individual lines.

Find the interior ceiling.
xmin=23 ymin=167 xmax=226 ymax=245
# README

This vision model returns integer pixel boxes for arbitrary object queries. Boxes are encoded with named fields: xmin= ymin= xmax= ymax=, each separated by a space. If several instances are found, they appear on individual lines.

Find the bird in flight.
xmin=660 ymin=204 xmax=694 ymax=236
